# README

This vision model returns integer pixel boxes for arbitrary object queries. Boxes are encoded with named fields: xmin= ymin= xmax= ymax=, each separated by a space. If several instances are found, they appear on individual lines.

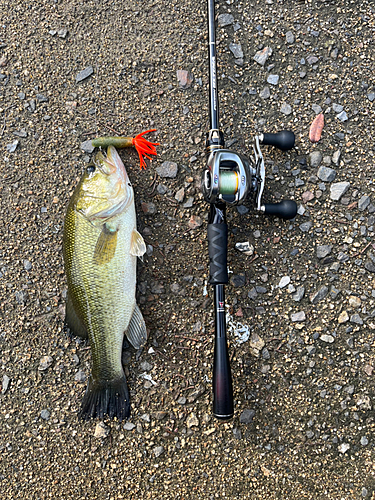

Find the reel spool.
xmin=202 ymin=149 xmax=256 ymax=205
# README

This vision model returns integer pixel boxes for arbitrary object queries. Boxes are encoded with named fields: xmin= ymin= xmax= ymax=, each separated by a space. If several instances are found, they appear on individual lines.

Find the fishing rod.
xmin=203 ymin=0 xmax=297 ymax=420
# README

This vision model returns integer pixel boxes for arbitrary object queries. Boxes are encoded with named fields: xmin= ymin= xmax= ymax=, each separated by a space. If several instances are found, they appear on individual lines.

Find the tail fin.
xmin=79 ymin=375 xmax=130 ymax=421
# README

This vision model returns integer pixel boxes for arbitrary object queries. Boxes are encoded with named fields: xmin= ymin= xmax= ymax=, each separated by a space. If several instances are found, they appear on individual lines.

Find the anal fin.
xmin=126 ymin=304 xmax=147 ymax=349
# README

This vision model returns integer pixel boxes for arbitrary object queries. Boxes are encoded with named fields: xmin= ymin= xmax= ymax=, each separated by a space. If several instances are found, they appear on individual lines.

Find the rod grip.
xmin=208 ymin=223 xmax=228 ymax=284
xmin=213 ymin=334 xmax=234 ymax=419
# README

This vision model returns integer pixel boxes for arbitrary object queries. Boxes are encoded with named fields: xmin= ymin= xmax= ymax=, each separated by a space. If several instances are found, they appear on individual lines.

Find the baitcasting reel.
xmin=202 ymin=129 xmax=298 ymax=220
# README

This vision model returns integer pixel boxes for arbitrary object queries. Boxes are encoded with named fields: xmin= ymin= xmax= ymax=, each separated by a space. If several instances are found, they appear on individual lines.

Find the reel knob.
xmin=260 ymin=131 xmax=295 ymax=151
xmin=261 ymin=200 xmax=297 ymax=220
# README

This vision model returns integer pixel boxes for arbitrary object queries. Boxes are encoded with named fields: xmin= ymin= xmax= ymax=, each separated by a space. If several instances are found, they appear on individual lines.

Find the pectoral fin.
xmin=65 ymin=291 xmax=88 ymax=339
xmin=126 ymin=304 xmax=147 ymax=349
xmin=130 ymin=229 xmax=146 ymax=257
xmin=93 ymin=223 xmax=118 ymax=265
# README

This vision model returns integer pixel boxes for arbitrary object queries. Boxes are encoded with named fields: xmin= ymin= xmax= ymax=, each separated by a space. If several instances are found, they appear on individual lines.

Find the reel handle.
xmin=262 ymin=200 xmax=298 ymax=219
xmin=260 ymin=131 xmax=295 ymax=151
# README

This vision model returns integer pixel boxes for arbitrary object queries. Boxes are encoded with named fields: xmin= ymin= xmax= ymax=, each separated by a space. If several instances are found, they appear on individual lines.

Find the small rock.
xmin=141 ymin=202 xmax=157 ymax=215
xmin=218 ymin=13 xmax=234 ymax=27
xmin=40 ymin=409 xmax=50 ymax=421
xmin=312 ymin=104 xmax=322 ymax=115
xmin=76 ymin=66 xmax=94 ymax=83
xmin=317 ymin=166 xmax=336 ymax=182
xmin=310 ymin=286 xmax=329 ymax=304
xmin=123 ymin=422 xmax=135 ymax=431
xmin=260 ymin=86 xmax=271 ymax=99
xmin=350 ymin=313 xmax=363 ymax=325
xmin=13 ymin=129 xmax=27 ymax=138
xmin=302 ymin=191 xmax=314 ymax=203
xmin=249 ymin=333 xmax=265 ymax=357
xmin=188 ymin=215 xmax=203 ymax=230
xmin=7 ymin=140 xmax=19 ymax=153
xmin=235 ymin=241 xmax=254 ymax=256
xmin=36 ymin=93 xmax=49 ymax=103
xmin=338 ymin=311 xmax=349 ymax=324
xmin=361 ymin=437 xmax=369 ymax=448
xmin=280 ymin=103 xmax=292 ymax=115
xmin=309 ymin=151 xmax=323 ymax=168
xmin=332 ymin=150 xmax=341 ymax=165
xmin=183 ymin=197 xmax=194 ymax=209
xmin=300 ymin=221 xmax=312 ymax=232
xmin=156 ymin=161 xmax=178 ymax=178
xmin=367 ymin=93 xmax=375 ymax=102
xmin=321 ymin=334 xmax=334 ymax=343
xmin=356 ymin=395 xmax=372 ymax=410
xmin=291 ymin=311 xmax=306 ymax=322
xmin=58 ymin=29 xmax=68 ymax=39
xmin=267 ymin=74 xmax=279 ymax=85
xmin=74 ymin=369 xmax=86 ymax=382
xmin=94 ymin=421 xmax=110 ymax=439
xmin=15 ymin=290 xmax=27 ymax=305
xmin=316 ymin=245 xmax=332 ymax=259
xmin=253 ymin=47 xmax=273 ymax=66
xmin=186 ymin=412 xmax=199 ymax=428
xmin=2 ymin=374 xmax=10 ymax=394
xmin=365 ymin=261 xmax=375 ymax=273
xmin=38 ymin=356 xmax=53 ymax=371
xmin=363 ymin=365 xmax=373 ymax=376
xmin=230 ymin=273 xmax=246 ymax=288
xmin=332 ymin=103 xmax=344 ymax=113
xmin=292 ymin=286 xmax=305 ymax=302
xmin=348 ymin=296 xmax=361 ymax=308
xmin=279 ymin=276 xmax=290 ymax=288
xmin=358 ymin=195 xmax=370 ymax=211
xmin=81 ymin=140 xmax=95 ymax=154
xmin=285 ymin=31 xmax=295 ymax=44
xmin=140 ymin=361 xmax=153 ymax=372
xmin=153 ymin=446 xmax=164 ymax=458
xmin=177 ymin=69 xmax=193 ymax=88
xmin=23 ymin=259 xmax=32 ymax=271
xmin=307 ymin=56 xmax=319 ymax=65
xmin=175 ymin=187 xmax=185 ymax=203
xmin=330 ymin=182 xmax=350 ymax=201
xmin=338 ymin=443 xmax=350 ymax=454
xmin=330 ymin=286 xmax=340 ymax=300
xmin=240 ymin=409 xmax=256 ymax=425
xmin=229 ymin=43 xmax=243 ymax=59
xmin=187 ymin=384 xmax=206 ymax=403
xmin=336 ymin=111 xmax=348 ymax=122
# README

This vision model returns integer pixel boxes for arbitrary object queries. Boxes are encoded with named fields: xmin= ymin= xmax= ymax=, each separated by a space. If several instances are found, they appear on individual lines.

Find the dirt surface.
xmin=1 ymin=0 xmax=375 ymax=498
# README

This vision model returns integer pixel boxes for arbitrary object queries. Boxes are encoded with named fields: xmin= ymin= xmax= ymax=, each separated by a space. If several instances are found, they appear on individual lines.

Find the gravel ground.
xmin=1 ymin=0 xmax=375 ymax=498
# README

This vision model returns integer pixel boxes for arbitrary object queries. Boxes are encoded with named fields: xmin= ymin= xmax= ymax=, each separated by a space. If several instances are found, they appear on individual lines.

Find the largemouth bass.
xmin=63 ymin=145 xmax=147 ymax=421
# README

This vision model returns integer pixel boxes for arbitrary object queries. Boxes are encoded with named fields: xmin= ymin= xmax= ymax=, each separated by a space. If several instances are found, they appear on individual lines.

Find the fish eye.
xmin=86 ymin=165 xmax=96 ymax=174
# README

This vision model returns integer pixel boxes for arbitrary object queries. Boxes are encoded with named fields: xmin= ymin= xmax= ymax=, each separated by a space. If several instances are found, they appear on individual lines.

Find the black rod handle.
xmin=263 ymin=200 xmax=298 ymax=219
xmin=261 ymin=131 xmax=295 ymax=151
xmin=212 ymin=285 xmax=234 ymax=420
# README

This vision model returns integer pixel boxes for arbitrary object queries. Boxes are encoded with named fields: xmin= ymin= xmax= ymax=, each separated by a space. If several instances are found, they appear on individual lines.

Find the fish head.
xmin=76 ymin=146 xmax=134 ymax=222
